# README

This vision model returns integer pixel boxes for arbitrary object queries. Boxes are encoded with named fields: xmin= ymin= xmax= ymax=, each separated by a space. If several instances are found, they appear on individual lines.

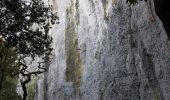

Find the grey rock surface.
xmin=34 ymin=0 xmax=170 ymax=100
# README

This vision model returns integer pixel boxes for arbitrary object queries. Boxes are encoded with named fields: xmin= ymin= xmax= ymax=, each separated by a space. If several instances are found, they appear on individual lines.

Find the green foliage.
xmin=0 ymin=0 xmax=58 ymax=99
xmin=0 ymin=76 xmax=22 ymax=100
xmin=0 ymin=42 xmax=19 ymax=76
xmin=0 ymin=40 xmax=21 ymax=99
xmin=0 ymin=0 xmax=58 ymax=59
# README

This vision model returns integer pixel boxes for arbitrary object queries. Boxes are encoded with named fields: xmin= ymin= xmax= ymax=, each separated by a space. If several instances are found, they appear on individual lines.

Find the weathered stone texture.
xmin=35 ymin=0 xmax=170 ymax=100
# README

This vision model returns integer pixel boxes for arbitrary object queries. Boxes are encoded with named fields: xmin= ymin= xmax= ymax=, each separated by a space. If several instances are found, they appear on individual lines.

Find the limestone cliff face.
xmin=35 ymin=0 xmax=170 ymax=100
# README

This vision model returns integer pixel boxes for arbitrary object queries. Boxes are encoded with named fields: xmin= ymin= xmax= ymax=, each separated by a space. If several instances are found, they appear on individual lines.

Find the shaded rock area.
xmin=35 ymin=0 xmax=170 ymax=100
xmin=153 ymin=0 xmax=170 ymax=39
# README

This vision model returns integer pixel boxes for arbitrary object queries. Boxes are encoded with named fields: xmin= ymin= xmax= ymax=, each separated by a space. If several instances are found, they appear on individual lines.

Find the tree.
xmin=0 ymin=0 xmax=58 ymax=100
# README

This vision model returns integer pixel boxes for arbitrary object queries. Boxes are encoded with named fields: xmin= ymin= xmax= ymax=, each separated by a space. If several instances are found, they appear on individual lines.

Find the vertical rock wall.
xmin=35 ymin=0 xmax=170 ymax=100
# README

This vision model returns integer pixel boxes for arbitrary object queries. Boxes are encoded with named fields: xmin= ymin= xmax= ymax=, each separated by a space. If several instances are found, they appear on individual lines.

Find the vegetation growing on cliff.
xmin=0 ymin=0 xmax=58 ymax=99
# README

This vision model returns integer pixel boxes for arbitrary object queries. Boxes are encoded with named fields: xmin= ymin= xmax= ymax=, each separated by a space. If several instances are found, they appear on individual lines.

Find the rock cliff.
xmin=34 ymin=0 xmax=170 ymax=100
